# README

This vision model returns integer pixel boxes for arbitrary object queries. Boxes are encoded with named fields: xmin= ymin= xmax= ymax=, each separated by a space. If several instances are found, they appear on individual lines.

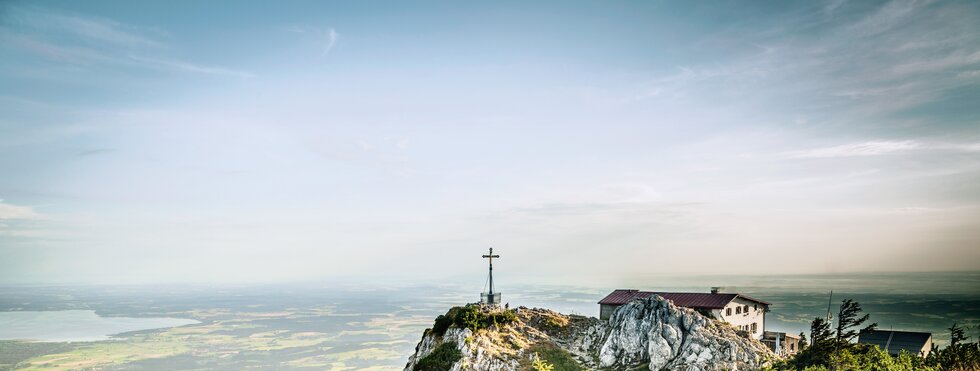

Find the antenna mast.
xmin=825 ymin=290 xmax=834 ymax=323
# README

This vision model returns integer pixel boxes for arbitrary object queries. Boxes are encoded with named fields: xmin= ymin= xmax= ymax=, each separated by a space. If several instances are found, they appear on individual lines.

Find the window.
xmin=754 ymin=305 xmax=757 ymax=311
xmin=726 ymin=308 xmax=732 ymax=316
xmin=751 ymin=323 xmax=757 ymax=332
xmin=790 ymin=343 xmax=795 ymax=351
xmin=744 ymin=305 xmax=749 ymax=313
xmin=736 ymin=306 xmax=741 ymax=314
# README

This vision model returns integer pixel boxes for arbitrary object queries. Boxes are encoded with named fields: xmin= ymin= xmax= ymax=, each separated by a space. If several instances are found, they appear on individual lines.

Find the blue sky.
xmin=1 ymin=0 xmax=979 ymax=285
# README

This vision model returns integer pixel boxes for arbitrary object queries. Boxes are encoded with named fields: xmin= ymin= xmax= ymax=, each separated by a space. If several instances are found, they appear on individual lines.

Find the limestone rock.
xmin=597 ymin=296 xmax=773 ymax=370
xmin=404 ymin=298 xmax=773 ymax=371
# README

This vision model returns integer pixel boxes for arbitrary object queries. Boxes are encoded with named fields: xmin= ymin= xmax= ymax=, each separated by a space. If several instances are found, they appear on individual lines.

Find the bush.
xmin=453 ymin=304 xmax=517 ymax=332
xmin=413 ymin=342 xmax=462 ymax=371
xmin=536 ymin=316 xmax=568 ymax=335
xmin=430 ymin=304 xmax=516 ymax=337
xmin=531 ymin=352 xmax=555 ymax=371
xmin=431 ymin=312 xmax=455 ymax=337
xmin=767 ymin=344 xmax=938 ymax=371
xmin=772 ymin=319 xmax=980 ymax=370
xmin=926 ymin=341 xmax=980 ymax=370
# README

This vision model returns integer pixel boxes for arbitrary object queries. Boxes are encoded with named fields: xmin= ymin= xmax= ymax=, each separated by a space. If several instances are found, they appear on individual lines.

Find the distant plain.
xmin=1 ymin=272 xmax=977 ymax=370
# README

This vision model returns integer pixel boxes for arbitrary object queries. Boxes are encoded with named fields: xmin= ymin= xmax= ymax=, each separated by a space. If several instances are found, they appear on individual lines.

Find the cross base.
xmin=480 ymin=292 xmax=501 ymax=305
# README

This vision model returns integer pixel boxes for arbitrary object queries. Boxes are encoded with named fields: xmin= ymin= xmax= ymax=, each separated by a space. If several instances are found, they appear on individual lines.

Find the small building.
xmin=858 ymin=329 xmax=933 ymax=357
xmin=762 ymin=331 xmax=801 ymax=357
xmin=598 ymin=288 xmax=771 ymax=339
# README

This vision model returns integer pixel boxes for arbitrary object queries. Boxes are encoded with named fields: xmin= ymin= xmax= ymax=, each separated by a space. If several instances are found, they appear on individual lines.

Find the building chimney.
xmin=711 ymin=287 xmax=720 ymax=294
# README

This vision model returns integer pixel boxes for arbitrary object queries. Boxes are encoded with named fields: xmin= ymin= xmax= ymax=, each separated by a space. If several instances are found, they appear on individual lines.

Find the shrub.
xmin=430 ymin=305 xmax=517 ymax=337
xmin=694 ymin=308 xmax=716 ymax=319
xmin=453 ymin=304 xmax=517 ymax=332
xmin=431 ymin=312 xmax=455 ymax=337
xmin=772 ymin=318 xmax=980 ymax=370
xmin=926 ymin=341 xmax=980 ymax=370
xmin=413 ymin=342 xmax=462 ymax=371
xmin=767 ymin=344 xmax=938 ymax=371
xmin=531 ymin=352 xmax=555 ymax=371
xmin=537 ymin=316 xmax=568 ymax=334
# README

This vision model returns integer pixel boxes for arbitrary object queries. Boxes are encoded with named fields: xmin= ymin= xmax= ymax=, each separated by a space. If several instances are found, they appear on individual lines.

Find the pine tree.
xmin=834 ymin=299 xmax=877 ymax=344
xmin=810 ymin=317 xmax=833 ymax=346
xmin=949 ymin=323 xmax=967 ymax=346
xmin=790 ymin=317 xmax=835 ymax=368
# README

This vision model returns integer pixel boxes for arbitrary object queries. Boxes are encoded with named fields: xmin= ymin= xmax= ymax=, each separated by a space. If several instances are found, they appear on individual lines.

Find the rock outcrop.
xmin=598 ymin=297 xmax=773 ymax=370
xmin=405 ymin=296 xmax=773 ymax=371
xmin=404 ymin=304 xmax=592 ymax=371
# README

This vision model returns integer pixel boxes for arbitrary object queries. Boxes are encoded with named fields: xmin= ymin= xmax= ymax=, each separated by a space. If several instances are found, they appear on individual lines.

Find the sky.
xmin=1 ymin=0 xmax=979 ymax=285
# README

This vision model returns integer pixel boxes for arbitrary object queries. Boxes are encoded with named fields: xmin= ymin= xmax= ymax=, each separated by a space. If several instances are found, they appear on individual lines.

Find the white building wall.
xmin=713 ymin=297 xmax=766 ymax=339
xmin=920 ymin=336 xmax=933 ymax=357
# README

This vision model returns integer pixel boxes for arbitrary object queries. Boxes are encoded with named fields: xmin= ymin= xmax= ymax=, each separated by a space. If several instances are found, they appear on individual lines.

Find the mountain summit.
xmin=404 ymin=295 xmax=774 ymax=370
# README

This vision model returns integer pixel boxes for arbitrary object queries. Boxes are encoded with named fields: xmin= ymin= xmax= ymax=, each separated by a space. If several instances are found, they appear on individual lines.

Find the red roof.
xmin=597 ymin=289 xmax=771 ymax=309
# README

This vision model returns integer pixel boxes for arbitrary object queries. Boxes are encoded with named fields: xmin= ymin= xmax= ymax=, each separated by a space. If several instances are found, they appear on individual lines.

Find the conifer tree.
xmin=809 ymin=317 xmax=833 ymax=346
xmin=834 ymin=299 xmax=877 ymax=344
xmin=949 ymin=323 xmax=968 ymax=346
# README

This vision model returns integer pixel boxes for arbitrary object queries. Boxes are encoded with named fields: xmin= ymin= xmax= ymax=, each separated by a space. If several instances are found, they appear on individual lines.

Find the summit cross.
xmin=481 ymin=247 xmax=501 ymax=305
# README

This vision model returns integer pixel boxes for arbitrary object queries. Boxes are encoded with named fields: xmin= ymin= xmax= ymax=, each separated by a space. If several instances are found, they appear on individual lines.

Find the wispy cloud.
xmin=5 ymin=6 xmax=165 ymax=48
xmin=355 ymin=140 xmax=374 ymax=151
xmin=281 ymin=25 xmax=340 ymax=57
xmin=624 ymin=0 xmax=980 ymax=121
xmin=1 ymin=6 xmax=251 ymax=78
xmin=824 ymin=0 xmax=849 ymax=15
xmin=1 ymin=32 xmax=117 ymax=65
xmin=76 ymin=148 xmax=114 ymax=157
xmin=786 ymin=140 xmax=980 ymax=158
xmin=847 ymin=0 xmax=925 ymax=36
xmin=790 ymin=140 xmax=922 ymax=158
xmin=128 ymin=56 xmax=254 ymax=78
xmin=0 ymin=200 xmax=41 ymax=220
xmin=323 ymin=28 xmax=338 ymax=56
xmin=396 ymin=138 xmax=411 ymax=150
xmin=891 ymin=49 xmax=980 ymax=75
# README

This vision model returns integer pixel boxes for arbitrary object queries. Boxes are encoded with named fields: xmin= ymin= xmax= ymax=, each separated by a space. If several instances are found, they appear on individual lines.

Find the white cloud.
xmin=2 ymin=6 xmax=251 ymax=78
xmin=323 ymin=28 xmax=339 ymax=56
xmin=824 ymin=0 xmax=849 ymax=15
xmin=847 ymin=0 xmax=925 ymax=36
xmin=356 ymin=140 xmax=373 ymax=151
xmin=785 ymin=140 xmax=980 ymax=159
xmin=396 ymin=138 xmax=411 ymax=150
xmin=787 ymin=140 xmax=923 ymax=158
xmin=0 ymin=201 xmax=41 ymax=220
xmin=281 ymin=25 xmax=339 ymax=57
xmin=938 ymin=142 xmax=980 ymax=152
xmin=1 ymin=32 xmax=118 ymax=65
xmin=127 ymin=55 xmax=254 ymax=78
xmin=620 ymin=0 xmax=980 ymax=121
xmin=958 ymin=70 xmax=980 ymax=79
xmin=7 ymin=6 xmax=165 ymax=48
xmin=891 ymin=49 xmax=980 ymax=75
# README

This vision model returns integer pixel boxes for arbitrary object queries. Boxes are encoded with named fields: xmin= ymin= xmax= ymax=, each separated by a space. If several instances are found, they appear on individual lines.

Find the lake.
xmin=0 ymin=310 xmax=199 ymax=342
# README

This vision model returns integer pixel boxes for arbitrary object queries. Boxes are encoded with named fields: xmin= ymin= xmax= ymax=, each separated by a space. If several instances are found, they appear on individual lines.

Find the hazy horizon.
xmin=2 ymin=0 xmax=980 ymax=285
xmin=3 ymin=271 xmax=979 ymax=295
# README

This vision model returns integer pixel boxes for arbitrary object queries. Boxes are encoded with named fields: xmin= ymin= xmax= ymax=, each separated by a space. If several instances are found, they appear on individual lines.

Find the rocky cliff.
xmin=404 ymin=296 xmax=773 ymax=371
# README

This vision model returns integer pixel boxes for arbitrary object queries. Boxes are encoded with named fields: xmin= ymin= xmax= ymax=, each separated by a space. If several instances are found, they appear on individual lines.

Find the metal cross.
xmin=482 ymin=247 xmax=500 ymax=295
